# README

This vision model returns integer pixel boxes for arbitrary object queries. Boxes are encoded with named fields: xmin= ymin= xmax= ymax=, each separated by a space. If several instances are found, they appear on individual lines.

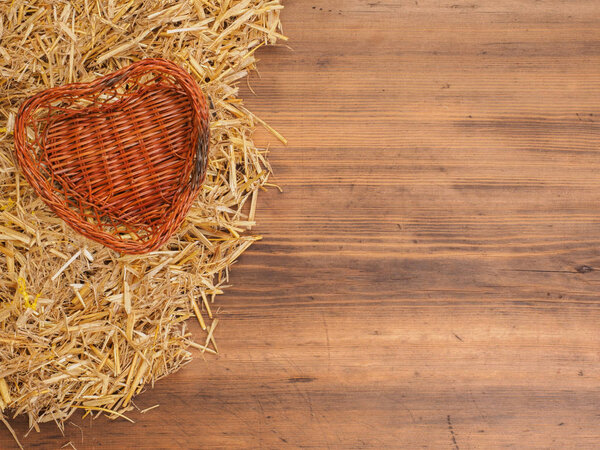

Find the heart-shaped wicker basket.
xmin=14 ymin=58 xmax=209 ymax=254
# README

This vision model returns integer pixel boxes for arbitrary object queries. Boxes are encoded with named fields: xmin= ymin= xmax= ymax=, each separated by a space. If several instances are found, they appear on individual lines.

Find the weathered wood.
xmin=4 ymin=0 xmax=600 ymax=447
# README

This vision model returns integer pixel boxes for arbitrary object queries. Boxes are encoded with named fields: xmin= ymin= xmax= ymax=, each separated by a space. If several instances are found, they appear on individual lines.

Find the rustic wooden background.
xmin=4 ymin=0 xmax=600 ymax=448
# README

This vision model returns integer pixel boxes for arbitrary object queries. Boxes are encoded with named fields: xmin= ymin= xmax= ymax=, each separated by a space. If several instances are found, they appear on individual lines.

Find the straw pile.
xmin=0 ymin=0 xmax=285 ymax=445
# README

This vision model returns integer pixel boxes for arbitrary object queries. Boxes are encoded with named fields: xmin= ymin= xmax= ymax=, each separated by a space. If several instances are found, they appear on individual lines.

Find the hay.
xmin=0 ymin=0 xmax=285 ymax=443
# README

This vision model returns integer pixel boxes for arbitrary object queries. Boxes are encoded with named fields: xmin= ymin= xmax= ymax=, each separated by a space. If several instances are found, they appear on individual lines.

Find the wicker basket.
xmin=14 ymin=58 xmax=209 ymax=254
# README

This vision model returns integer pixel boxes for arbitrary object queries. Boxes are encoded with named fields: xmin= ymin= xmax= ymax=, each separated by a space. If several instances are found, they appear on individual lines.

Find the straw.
xmin=0 ymin=0 xmax=284 ymax=444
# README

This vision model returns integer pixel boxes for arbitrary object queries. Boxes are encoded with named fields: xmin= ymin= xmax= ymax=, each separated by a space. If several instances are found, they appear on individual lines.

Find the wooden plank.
xmin=4 ymin=0 xmax=600 ymax=448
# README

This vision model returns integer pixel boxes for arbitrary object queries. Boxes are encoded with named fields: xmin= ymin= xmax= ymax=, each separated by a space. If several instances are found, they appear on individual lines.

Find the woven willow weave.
xmin=14 ymin=58 xmax=210 ymax=254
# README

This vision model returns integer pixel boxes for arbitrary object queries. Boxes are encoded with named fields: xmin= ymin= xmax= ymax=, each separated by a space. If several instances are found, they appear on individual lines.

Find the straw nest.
xmin=0 ymin=0 xmax=285 ymax=445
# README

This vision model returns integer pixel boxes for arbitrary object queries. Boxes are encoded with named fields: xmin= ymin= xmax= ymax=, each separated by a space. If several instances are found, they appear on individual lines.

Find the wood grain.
xmin=4 ymin=0 xmax=600 ymax=448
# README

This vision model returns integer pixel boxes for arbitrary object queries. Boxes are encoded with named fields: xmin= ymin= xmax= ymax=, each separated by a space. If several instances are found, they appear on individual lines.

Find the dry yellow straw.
xmin=0 ymin=0 xmax=285 ymax=443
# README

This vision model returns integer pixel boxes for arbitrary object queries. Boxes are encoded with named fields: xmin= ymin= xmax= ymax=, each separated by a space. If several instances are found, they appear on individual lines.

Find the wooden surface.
xmin=4 ymin=0 xmax=600 ymax=448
